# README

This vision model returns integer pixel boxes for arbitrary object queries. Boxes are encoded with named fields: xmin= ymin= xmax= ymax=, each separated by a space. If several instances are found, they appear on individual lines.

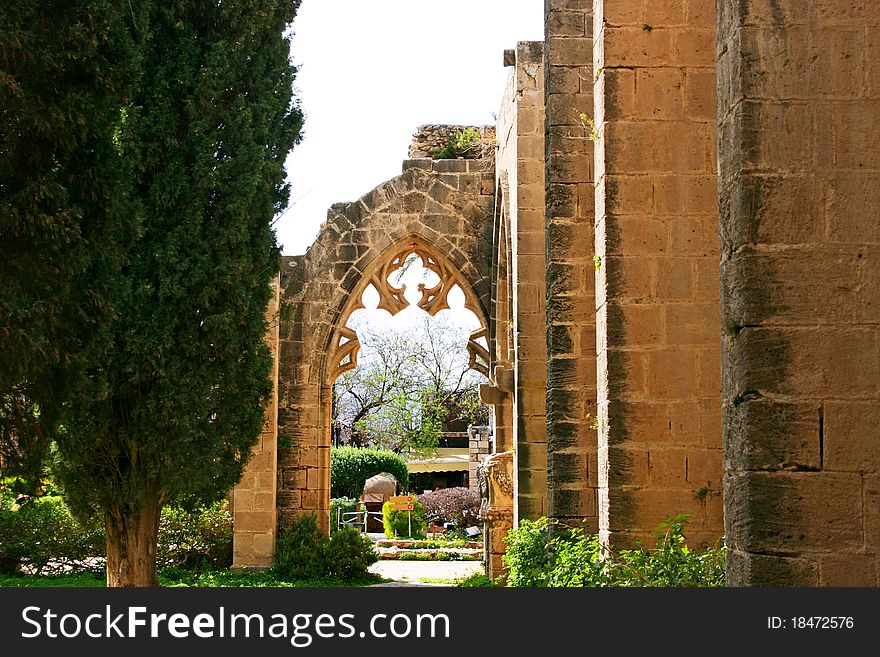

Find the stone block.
xmin=634 ymin=68 xmax=684 ymax=120
xmin=646 ymin=349 xmax=698 ymax=399
xmin=550 ymin=487 xmax=598 ymax=519
xmin=653 ymin=258 xmax=694 ymax=300
xmin=603 ymin=26 xmax=672 ymax=67
xmin=605 ymin=175 xmax=654 ymax=215
xmin=726 ymin=551 xmax=820 ymax=587
xmin=725 ymin=399 xmax=822 ymax=470
xmin=234 ymin=511 xmax=273 ymax=533
xmin=548 ymin=10 xmax=586 ymax=36
xmin=824 ymin=401 xmax=880 ymax=472
xmin=548 ymin=36 xmax=593 ymax=68
xmin=666 ymin=303 xmax=719 ymax=346
xmin=725 ymin=472 xmax=864 ymax=554
xmin=820 ymin=554 xmax=878 ymax=586
xmin=686 ymin=446 xmax=722 ymax=486
xmin=649 ymin=449 xmax=689 ymax=487
xmin=728 ymin=327 xmax=879 ymax=399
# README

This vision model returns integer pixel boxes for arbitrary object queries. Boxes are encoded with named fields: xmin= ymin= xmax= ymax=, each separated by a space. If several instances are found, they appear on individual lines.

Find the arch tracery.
xmin=326 ymin=236 xmax=490 ymax=385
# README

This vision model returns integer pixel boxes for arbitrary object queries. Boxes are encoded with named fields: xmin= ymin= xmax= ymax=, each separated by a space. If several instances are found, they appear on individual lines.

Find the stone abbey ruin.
xmin=230 ymin=1 xmax=880 ymax=586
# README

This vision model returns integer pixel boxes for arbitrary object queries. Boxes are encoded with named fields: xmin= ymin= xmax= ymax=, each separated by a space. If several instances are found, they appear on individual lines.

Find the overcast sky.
xmin=276 ymin=0 xmax=544 ymax=256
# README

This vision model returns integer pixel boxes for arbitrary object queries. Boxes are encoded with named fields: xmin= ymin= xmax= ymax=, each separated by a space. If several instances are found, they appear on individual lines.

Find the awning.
xmin=407 ymin=453 xmax=470 ymax=474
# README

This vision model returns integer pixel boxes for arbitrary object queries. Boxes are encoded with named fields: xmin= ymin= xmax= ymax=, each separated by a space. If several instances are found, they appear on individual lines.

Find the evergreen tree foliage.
xmin=2 ymin=0 xmax=302 ymax=586
xmin=0 ymin=0 xmax=143 ymax=491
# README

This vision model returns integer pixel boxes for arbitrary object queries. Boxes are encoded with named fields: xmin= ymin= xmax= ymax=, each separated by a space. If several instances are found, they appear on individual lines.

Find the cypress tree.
xmin=3 ymin=0 xmax=302 ymax=586
xmin=0 ymin=1 xmax=143 ymax=489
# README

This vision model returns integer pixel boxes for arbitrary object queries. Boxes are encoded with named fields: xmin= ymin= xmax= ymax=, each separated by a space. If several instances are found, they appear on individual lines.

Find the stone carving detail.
xmin=467 ymin=327 xmax=490 ymax=377
xmin=477 ymin=462 xmax=490 ymax=519
xmin=329 ymin=239 xmax=489 ymax=384
xmin=329 ymin=326 xmax=360 ymax=382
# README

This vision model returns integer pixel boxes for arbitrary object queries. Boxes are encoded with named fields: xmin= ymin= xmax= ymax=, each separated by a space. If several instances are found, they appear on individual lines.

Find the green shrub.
xmin=273 ymin=514 xmax=378 ymax=583
xmin=157 ymin=502 xmax=232 ymax=570
xmin=273 ymin=514 xmax=326 ymax=580
xmin=430 ymin=128 xmax=482 ymax=159
xmin=330 ymin=497 xmax=360 ymax=534
xmin=324 ymin=528 xmax=378 ymax=580
xmin=609 ymin=514 xmax=726 ymax=587
xmin=330 ymin=447 xmax=408 ymax=499
xmin=457 ymin=572 xmax=494 ymax=587
xmin=501 ymin=516 xmax=554 ymax=587
xmin=503 ymin=514 xmax=725 ymax=588
xmin=0 ymin=493 xmax=104 ymax=575
xmin=0 ymin=490 xmax=233 ymax=575
xmin=382 ymin=498 xmax=426 ymax=539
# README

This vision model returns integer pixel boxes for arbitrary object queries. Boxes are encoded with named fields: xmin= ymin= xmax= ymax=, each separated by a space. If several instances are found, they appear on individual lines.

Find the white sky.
xmin=276 ymin=0 xmax=544 ymax=255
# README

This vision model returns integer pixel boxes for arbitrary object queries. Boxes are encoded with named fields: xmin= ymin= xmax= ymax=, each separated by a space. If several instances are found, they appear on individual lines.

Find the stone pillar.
xmin=544 ymin=0 xmax=600 ymax=532
xmin=479 ymin=451 xmax=514 ymax=582
xmin=497 ymin=41 xmax=550 ymax=522
xmin=718 ymin=0 xmax=880 ymax=585
xmin=232 ymin=275 xmax=281 ymax=570
xmin=276 ymin=256 xmax=331 ymax=535
xmin=593 ymin=0 xmax=722 ymax=547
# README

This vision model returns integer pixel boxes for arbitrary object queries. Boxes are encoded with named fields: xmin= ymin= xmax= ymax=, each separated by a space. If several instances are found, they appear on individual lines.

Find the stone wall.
xmin=274 ymin=157 xmax=495 ymax=536
xmin=543 ymin=0 xmax=600 ymax=532
xmin=495 ymin=41 xmax=549 ymax=523
xmin=231 ymin=275 xmax=281 ymax=570
xmin=719 ymin=0 xmax=880 ymax=586
xmin=592 ymin=0 xmax=722 ymax=548
xmin=408 ymin=124 xmax=496 ymax=159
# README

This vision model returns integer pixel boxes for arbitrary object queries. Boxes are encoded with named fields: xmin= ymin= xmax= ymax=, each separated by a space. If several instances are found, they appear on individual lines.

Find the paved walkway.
xmin=369 ymin=560 xmax=483 ymax=587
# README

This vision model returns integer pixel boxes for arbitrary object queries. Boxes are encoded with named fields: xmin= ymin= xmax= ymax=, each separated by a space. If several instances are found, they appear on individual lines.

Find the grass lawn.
xmin=0 ymin=568 xmax=386 ymax=588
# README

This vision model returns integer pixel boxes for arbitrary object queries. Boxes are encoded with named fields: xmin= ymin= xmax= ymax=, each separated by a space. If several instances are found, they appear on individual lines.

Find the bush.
xmin=501 ymin=516 xmax=554 ymax=587
xmin=273 ymin=514 xmax=378 ymax=583
xmin=0 ymin=490 xmax=233 ymax=575
xmin=457 ymin=572 xmax=494 ymax=587
xmin=609 ymin=515 xmax=726 ymax=587
xmin=503 ymin=514 xmax=725 ymax=587
xmin=157 ymin=502 xmax=232 ymax=570
xmin=382 ymin=498 xmax=426 ymax=538
xmin=329 ymin=497 xmax=359 ymax=534
xmin=324 ymin=528 xmax=378 ymax=580
xmin=273 ymin=514 xmax=326 ymax=580
xmin=418 ymin=487 xmax=479 ymax=527
xmin=0 ymin=493 xmax=104 ymax=575
xmin=330 ymin=447 xmax=409 ymax=499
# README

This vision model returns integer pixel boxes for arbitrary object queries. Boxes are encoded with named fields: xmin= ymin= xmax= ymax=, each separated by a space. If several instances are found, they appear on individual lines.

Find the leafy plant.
xmin=0 ymin=493 xmax=104 ymax=576
xmin=457 ymin=572 xmax=494 ymax=587
xmin=157 ymin=502 xmax=233 ymax=570
xmin=273 ymin=514 xmax=377 ymax=582
xmin=503 ymin=514 xmax=725 ymax=587
xmin=382 ymin=498 xmax=426 ymax=539
xmin=578 ymin=113 xmax=602 ymax=142
xmin=430 ymin=128 xmax=482 ymax=159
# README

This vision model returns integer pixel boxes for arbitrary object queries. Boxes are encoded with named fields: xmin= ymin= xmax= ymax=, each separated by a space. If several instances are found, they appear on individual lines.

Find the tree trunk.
xmin=105 ymin=494 xmax=162 ymax=587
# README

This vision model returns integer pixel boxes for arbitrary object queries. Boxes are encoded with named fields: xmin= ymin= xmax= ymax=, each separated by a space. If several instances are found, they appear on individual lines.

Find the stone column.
xmin=479 ymin=451 xmax=515 ymax=582
xmin=593 ymin=0 xmax=723 ymax=547
xmin=718 ymin=0 xmax=880 ymax=585
xmin=232 ymin=274 xmax=281 ymax=570
xmin=543 ymin=0 xmax=600 ymax=533
xmin=497 ymin=41 xmax=551 ymax=522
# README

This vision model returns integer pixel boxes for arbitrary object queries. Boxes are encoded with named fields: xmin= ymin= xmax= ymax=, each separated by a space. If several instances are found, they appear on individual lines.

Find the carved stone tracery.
xmin=327 ymin=239 xmax=489 ymax=384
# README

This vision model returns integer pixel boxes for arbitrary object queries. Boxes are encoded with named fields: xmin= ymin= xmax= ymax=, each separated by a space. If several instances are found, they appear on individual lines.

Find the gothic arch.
xmin=269 ymin=159 xmax=495 ymax=537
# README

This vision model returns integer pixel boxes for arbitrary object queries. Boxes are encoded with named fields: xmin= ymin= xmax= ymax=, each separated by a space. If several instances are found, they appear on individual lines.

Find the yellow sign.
xmin=389 ymin=495 xmax=414 ymax=504
xmin=389 ymin=503 xmax=414 ymax=512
